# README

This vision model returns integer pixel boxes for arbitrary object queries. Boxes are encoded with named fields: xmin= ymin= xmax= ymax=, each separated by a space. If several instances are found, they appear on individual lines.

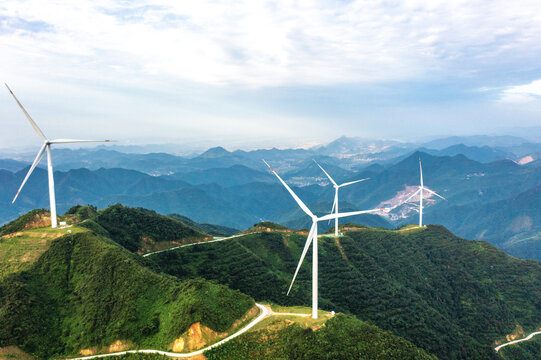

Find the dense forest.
xmin=81 ymin=204 xmax=208 ymax=252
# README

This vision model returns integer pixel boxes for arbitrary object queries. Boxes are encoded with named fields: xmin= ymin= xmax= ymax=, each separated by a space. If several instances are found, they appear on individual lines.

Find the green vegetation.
xmin=87 ymin=204 xmax=208 ymax=253
xmin=150 ymin=225 xmax=541 ymax=360
xmin=64 ymin=205 xmax=98 ymax=221
xmin=0 ymin=230 xmax=254 ymax=359
xmin=499 ymin=335 xmax=541 ymax=360
xmin=205 ymin=314 xmax=436 ymax=360
xmin=0 ymin=209 xmax=49 ymax=237
xmin=3 ymin=207 xmax=541 ymax=360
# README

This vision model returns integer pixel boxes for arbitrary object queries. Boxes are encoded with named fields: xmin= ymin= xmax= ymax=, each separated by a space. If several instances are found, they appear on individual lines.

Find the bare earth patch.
xmin=170 ymin=304 xmax=260 ymax=353
xmin=0 ymin=346 xmax=34 ymax=359
xmin=23 ymin=214 xmax=52 ymax=230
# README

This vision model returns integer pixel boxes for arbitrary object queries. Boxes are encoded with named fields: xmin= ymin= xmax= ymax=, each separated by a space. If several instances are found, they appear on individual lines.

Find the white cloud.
xmin=501 ymin=79 xmax=541 ymax=103
xmin=2 ymin=1 xmax=541 ymax=150
xmin=1 ymin=0 xmax=541 ymax=87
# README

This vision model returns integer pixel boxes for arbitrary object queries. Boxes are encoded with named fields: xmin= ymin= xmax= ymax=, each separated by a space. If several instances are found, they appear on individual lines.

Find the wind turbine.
xmin=263 ymin=159 xmax=383 ymax=319
xmin=6 ymin=83 xmax=114 ymax=228
xmin=314 ymin=160 xmax=369 ymax=236
xmin=403 ymin=158 xmax=446 ymax=227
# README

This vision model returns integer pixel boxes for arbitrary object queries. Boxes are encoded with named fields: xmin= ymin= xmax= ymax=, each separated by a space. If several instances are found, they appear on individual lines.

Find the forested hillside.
xmin=149 ymin=225 xmax=541 ymax=359
xmin=83 ymin=204 xmax=209 ymax=253
xmin=0 ymin=230 xmax=253 ymax=359
xmin=0 ymin=210 xmax=441 ymax=360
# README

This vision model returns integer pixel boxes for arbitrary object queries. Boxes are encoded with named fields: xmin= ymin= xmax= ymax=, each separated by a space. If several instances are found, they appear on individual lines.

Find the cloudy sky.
xmin=1 ymin=0 xmax=541 ymax=150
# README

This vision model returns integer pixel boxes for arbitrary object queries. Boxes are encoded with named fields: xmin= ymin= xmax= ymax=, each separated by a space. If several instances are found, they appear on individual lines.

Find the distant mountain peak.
xmin=198 ymin=146 xmax=231 ymax=158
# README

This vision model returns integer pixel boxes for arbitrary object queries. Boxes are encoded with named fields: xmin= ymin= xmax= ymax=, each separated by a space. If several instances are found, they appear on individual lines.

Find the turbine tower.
xmin=6 ymin=83 xmax=114 ymax=228
xmin=264 ymin=160 xmax=382 ymax=319
xmin=314 ymin=160 xmax=369 ymax=236
xmin=403 ymin=158 xmax=446 ymax=227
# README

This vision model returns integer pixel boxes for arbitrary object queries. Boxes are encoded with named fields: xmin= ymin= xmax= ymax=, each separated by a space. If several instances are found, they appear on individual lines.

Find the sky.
xmin=1 ymin=0 xmax=541 ymax=151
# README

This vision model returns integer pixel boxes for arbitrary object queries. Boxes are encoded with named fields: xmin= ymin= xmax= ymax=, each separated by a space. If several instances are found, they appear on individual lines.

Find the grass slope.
xmin=150 ymin=225 xmax=541 ymax=360
xmin=0 ymin=230 xmax=253 ymax=359
xmin=0 ymin=225 xmax=86 ymax=280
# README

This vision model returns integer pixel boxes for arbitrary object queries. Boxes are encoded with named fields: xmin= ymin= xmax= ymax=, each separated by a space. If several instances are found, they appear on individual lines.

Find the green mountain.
xmin=83 ymin=204 xmax=209 ymax=253
xmin=149 ymin=225 xmax=541 ymax=360
xmin=429 ymin=185 xmax=541 ymax=260
xmin=0 ymin=229 xmax=254 ymax=359
xmin=0 ymin=209 xmax=440 ymax=360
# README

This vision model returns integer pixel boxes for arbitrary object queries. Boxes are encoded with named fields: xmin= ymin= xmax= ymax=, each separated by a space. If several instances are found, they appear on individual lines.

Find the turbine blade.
xmin=49 ymin=139 xmax=116 ymax=144
xmin=287 ymin=223 xmax=316 ymax=295
xmin=403 ymin=188 xmax=421 ymax=204
xmin=340 ymin=178 xmax=369 ymax=187
xmin=318 ymin=208 xmax=382 ymax=221
xmin=5 ymin=83 xmax=46 ymax=140
xmin=263 ymin=159 xmax=314 ymax=218
xmin=313 ymin=160 xmax=337 ymax=186
xmin=328 ymin=196 xmax=337 ymax=224
xmin=12 ymin=144 xmax=47 ymax=203
xmin=419 ymin=158 xmax=424 ymax=187
xmin=423 ymin=187 xmax=446 ymax=200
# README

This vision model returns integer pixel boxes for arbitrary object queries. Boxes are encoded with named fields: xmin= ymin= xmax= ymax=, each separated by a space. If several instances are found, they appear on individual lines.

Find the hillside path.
xmin=65 ymin=304 xmax=313 ymax=360
xmin=142 ymin=231 xmax=262 ymax=257
xmin=494 ymin=331 xmax=541 ymax=352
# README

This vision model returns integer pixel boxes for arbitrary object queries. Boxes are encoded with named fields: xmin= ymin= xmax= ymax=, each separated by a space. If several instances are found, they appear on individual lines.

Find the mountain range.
xmin=3 ymin=135 xmax=541 ymax=261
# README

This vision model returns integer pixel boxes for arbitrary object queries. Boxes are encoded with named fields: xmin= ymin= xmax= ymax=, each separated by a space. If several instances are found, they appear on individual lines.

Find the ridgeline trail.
xmin=141 ymin=231 xmax=263 ymax=257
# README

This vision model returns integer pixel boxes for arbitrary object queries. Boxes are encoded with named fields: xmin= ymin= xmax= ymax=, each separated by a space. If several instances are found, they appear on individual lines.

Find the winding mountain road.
xmin=66 ymin=304 xmax=312 ymax=360
xmin=494 ymin=330 xmax=541 ymax=353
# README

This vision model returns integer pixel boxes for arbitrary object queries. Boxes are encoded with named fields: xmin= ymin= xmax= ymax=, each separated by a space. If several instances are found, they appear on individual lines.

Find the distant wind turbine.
xmin=403 ymin=158 xmax=446 ymax=227
xmin=263 ymin=159 xmax=383 ymax=319
xmin=6 ymin=83 xmax=115 ymax=228
xmin=314 ymin=160 xmax=369 ymax=236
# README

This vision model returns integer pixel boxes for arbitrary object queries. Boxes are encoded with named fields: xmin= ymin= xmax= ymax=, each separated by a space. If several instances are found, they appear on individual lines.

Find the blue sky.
xmin=1 ymin=0 xmax=541 ymax=150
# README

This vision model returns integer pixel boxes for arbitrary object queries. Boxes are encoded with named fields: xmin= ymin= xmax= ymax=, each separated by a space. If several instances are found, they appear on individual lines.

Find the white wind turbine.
xmin=403 ymin=158 xmax=446 ymax=227
xmin=314 ymin=160 xmax=369 ymax=237
xmin=6 ymin=83 xmax=114 ymax=228
xmin=263 ymin=160 xmax=383 ymax=319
